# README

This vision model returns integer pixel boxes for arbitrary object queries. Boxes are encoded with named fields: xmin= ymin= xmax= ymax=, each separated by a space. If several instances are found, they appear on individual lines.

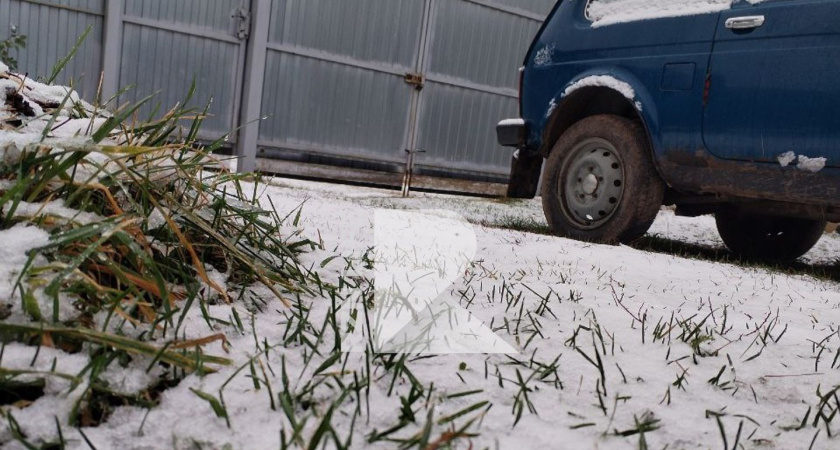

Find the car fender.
xmin=541 ymin=68 xmax=662 ymax=159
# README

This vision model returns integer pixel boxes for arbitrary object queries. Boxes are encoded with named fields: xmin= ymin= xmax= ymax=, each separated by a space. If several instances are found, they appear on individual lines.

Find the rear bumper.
xmin=496 ymin=118 xmax=528 ymax=148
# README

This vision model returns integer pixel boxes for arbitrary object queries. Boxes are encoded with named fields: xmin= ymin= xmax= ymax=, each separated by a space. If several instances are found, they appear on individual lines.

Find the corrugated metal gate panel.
xmin=258 ymin=0 xmax=426 ymax=163
xmin=123 ymin=0 xmax=239 ymax=35
xmin=1 ymin=0 xmax=104 ymax=98
xmin=267 ymin=0 xmax=423 ymax=69
xmin=427 ymin=0 xmax=540 ymax=88
xmin=414 ymin=0 xmax=545 ymax=176
xmin=118 ymin=0 xmax=247 ymax=140
xmin=260 ymin=53 xmax=414 ymax=163
xmin=417 ymin=82 xmax=518 ymax=175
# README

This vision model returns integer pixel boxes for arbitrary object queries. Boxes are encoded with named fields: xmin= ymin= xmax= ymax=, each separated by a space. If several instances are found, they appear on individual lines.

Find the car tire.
xmin=715 ymin=206 xmax=825 ymax=262
xmin=541 ymin=114 xmax=664 ymax=244
xmin=507 ymin=150 xmax=544 ymax=199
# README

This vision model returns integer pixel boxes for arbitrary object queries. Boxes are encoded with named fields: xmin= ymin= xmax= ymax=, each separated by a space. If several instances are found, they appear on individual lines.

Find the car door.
xmin=703 ymin=0 xmax=840 ymax=168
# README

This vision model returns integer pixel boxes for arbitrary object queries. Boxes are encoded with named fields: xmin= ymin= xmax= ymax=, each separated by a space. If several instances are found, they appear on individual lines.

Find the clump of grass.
xmin=2 ymin=103 xmax=311 ymax=321
xmin=0 ymin=65 xmax=313 ymax=427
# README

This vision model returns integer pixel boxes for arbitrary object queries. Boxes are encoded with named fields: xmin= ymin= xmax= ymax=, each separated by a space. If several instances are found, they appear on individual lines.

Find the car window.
xmin=585 ymin=0 xmax=733 ymax=27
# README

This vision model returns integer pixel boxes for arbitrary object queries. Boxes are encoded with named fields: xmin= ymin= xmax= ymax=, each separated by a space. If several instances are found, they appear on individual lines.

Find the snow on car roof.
xmin=586 ymin=0 xmax=747 ymax=28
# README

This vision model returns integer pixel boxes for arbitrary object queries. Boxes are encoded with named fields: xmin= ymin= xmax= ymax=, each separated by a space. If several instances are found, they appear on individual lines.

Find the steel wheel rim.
xmin=558 ymin=138 xmax=626 ymax=230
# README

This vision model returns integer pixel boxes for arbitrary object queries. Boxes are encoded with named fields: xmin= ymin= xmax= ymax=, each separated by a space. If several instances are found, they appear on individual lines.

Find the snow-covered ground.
xmin=6 ymin=176 xmax=840 ymax=449
xmin=1 ymin=60 xmax=839 ymax=446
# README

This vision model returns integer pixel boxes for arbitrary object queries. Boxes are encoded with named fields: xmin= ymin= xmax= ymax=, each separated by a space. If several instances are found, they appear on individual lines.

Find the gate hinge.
xmin=233 ymin=7 xmax=251 ymax=40
xmin=404 ymin=72 xmax=425 ymax=91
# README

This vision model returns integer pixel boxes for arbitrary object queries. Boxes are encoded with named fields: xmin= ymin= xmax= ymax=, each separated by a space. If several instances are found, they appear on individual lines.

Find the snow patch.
xmin=797 ymin=155 xmax=827 ymax=173
xmin=777 ymin=151 xmax=796 ymax=167
xmin=563 ymin=75 xmax=642 ymax=110
xmin=0 ymin=60 xmax=8 ymax=74
xmin=4 ymin=200 xmax=104 ymax=226
xmin=533 ymin=45 xmax=554 ymax=67
xmin=1 ymin=66 xmax=112 ymax=142
xmin=498 ymin=118 xmax=525 ymax=127
xmin=0 ymin=344 xmax=90 ymax=444
xmin=587 ymin=0 xmax=733 ymax=28
xmin=0 ymin=222 xmax=86 ymax=322
xmin=98 ymin=357 xmax=163 ymax=396
xmin=0 ymin=224 xmax=50 ymax=305
xmin=0 ymin=133 xmax=99 ymax=166
xmin=20 ymin=77 xmax=97 ymax=115
xmin=20 ymin=117 xmax=109 ymax=138
xmin=778 ymin=152 xmax=828 ymax=173
xmin=545 ymin=98 xmax=558 ymax=119
xmin=0 ymin=132 xmax=47 ymax=160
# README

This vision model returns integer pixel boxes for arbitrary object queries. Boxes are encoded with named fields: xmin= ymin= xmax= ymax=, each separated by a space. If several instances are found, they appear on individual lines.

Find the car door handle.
xmin=725 ymin=15 xmax=766 ymax=30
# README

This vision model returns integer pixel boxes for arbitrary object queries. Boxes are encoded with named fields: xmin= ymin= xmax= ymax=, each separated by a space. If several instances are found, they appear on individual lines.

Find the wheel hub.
xmin=581 ymin=173 xmax=599 ymax=195
xmin=560 ymin=139 xmax=626 ymax=229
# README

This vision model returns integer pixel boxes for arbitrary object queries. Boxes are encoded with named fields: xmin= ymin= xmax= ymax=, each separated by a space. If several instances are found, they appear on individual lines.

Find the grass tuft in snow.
xmin=0 ymin=64 xmax=314 ymax=430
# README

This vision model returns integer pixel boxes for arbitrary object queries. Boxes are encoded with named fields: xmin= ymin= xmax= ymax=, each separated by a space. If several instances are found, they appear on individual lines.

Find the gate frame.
xmin=236 ymin=0 xmax=271 ymax=173
xmin=101 ymin=0 xmax=124 ymax=102
xmin=408 ymin=0 xmax=544 ymax=180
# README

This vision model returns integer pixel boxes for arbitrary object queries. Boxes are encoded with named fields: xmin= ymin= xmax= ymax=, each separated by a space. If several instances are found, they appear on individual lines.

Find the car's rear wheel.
xmin=715 ymin=206 xmax=825 ymax=262
xmin=541 ymin=115 xmax=664 ymax=244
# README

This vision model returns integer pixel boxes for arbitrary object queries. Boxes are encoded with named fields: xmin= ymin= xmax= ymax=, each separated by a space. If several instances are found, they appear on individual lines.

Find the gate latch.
xmin=233 ymin=7 xmax=251 ymax=40
xmin=404 ymin=72 xmax=425 ymax=91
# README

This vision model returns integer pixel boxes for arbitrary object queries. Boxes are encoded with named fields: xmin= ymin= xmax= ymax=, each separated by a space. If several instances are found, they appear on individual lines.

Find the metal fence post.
xmin=401 ymin=0 xmax=436 ymax=197
xmin=101 ymin=0 xmax=124 ymax=104
xmin=235 ymin=0 xmax=271 ymax=173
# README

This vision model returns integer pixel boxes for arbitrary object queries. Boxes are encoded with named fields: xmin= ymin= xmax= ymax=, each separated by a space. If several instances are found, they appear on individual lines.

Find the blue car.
xmin=498 ymin=0 xmax=840 ymax=261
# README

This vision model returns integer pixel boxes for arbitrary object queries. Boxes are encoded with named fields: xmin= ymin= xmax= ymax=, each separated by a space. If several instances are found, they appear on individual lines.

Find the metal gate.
xmin=114 ymin=0 xmax=250 ymax=140
xmin=1 ymin=0 xmax=105 ymax=98
xmin=4 ymin=0 xmax=249 ymax=141
xmin=249 ymin=0 xmax=551 ymax=192
xmin=6 ymin=0 xmax=553 ymax=194
xmin=256 ymin=0 xmax=429 ymax=169
xmin=413 ymin=0 xmax=551 ymax=179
